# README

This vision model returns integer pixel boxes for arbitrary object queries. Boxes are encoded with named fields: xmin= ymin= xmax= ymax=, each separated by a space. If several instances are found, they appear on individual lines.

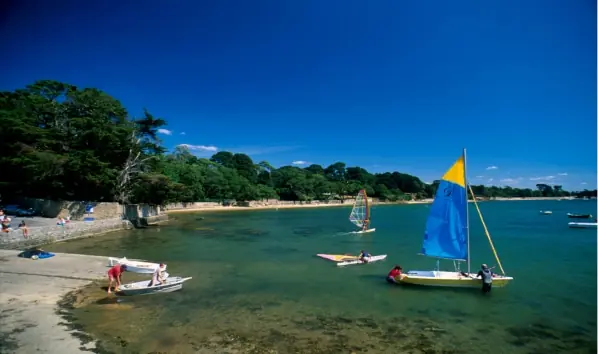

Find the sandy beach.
xmin=0 ymin=250 xmax=107 ymax=353
xmin=164 ymin=196 xmax=572 ymax=214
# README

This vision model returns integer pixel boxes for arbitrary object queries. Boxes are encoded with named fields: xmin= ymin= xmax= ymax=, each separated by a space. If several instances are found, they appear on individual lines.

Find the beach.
xmin=164 ymin=196 xmax=577 ymax=214
xmin=0 ymin=250 xmax=107 ymax=353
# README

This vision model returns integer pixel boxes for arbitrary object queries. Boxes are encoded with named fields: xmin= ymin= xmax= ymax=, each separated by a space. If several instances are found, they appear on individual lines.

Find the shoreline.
xmin=0 ymin=250 xmax=107 ymax=353
xmin=165 ymin=197 xmax=574 ymax=214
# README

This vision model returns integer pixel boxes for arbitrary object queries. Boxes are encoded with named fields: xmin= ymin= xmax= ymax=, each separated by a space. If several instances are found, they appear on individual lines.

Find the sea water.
xmin=47 ymin=200 xmax=597 ymax=353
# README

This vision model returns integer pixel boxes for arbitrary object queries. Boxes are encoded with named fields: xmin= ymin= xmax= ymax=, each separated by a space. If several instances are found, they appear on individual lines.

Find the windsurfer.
xmin=476 ymin=264 xmax=494 ymax=294
xmin=386 ymin=265 xmax=403 ymax=283
xmin=107 ymin=264 xmax=128 ymax=294
xmin=362 ymin=220 xmax=369 ymax=231
xmin=358 ymin=250 xmax=371 ymax=263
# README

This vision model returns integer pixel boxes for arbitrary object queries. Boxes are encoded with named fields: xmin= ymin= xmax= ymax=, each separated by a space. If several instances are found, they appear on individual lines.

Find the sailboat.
xmin=398 ymin=149 xmax=513 ymax=288
xmin=349 ymin=189 xmax=376 ymax=234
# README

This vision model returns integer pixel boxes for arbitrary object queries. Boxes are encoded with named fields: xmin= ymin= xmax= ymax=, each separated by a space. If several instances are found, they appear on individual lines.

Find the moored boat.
xmin=567 ymin=213 xmax=593 ymax=219
xmin=108 ymin=257 xmax=166 ymax=274
xmin=540 ymin=210 xmax=552 ymax=215
xmin=568 ymin=222 xmax=598 ymax=229
xmin=116 ymin=275 xmax=192 ymax=296
xmin=396 ymin=149 xmax=513 ymax=289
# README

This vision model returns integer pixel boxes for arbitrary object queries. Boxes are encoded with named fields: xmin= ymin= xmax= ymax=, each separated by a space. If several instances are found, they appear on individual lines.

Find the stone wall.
xmin=0 ymin=218 xmax=134 ymax=250
xmin=15 ymin=197 xmax=123 ymax=220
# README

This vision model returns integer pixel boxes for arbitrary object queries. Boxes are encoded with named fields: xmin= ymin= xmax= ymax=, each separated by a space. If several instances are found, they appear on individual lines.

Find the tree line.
xmin=0 ymin=80 xmax=594 ymax=205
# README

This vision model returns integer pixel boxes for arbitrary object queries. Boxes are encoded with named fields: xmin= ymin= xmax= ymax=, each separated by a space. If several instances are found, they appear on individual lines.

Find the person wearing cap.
xmin=476 ymin=264 xmax=494 ymax=294
xmin=148 ymin=263 xmax=167 ymax=287
xmin=107 ymin=264 xmax=128 ymax=294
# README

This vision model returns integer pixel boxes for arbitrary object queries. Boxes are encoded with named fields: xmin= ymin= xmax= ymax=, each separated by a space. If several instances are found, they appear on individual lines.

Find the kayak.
xmin=337 ymin=255 xmax=387 ymax=267
xmin=316 ymin=254 xmax=360 ymax=262
xmin=18 ymin=249 xmax=55 ymax=259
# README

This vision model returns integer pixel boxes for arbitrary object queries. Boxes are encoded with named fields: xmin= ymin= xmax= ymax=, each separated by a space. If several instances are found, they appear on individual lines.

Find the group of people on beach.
xmin=106 ymin=262 xmax=167 ymax=294
xmin=0 ymin=209 xmax=28 ymax=237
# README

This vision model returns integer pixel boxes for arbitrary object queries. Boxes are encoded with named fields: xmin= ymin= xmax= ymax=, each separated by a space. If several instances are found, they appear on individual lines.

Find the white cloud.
xmin=486 ymin=166 xmax=498 ymax=170
xmin=487 ymin=178 xmax=494 ymax=182
xmin=500 ymin=178 xmax=522 ymax=184
xmin=177 ymin=144 xmax=218 ymax=152
xmin=529 ymin=176 xmax=555 ymax=181
xmin=475 ymin=175 xmax=484 ymax=178
xmin=581 ymin=182 xmax=587 ymax=185
xmin=227 ymin=145 xmax=299 ymax=156
xmin=157 ymin=128 xmax=172 ymax=136
xmin=557 ymin=172 xmax=568 ymax=176
xmin=292 ymin=160 xmax=308 ymax=165
xmin=180 ymin=132 xmax=186 ymax=135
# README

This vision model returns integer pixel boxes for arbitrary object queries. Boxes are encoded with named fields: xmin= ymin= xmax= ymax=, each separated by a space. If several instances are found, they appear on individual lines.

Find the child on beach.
xmin=18 ymin=220 xmax=28 ymax=238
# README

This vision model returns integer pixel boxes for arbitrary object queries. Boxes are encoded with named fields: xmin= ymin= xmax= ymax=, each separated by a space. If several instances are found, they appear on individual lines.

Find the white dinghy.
xmin=108 ymin=257 xmax=166 ymax=274
xmin=116 ymin=273 xmax=192 ymax=296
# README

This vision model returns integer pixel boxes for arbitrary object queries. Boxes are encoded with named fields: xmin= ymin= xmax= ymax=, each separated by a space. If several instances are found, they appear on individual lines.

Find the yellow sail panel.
xmin=441 ymin=156 xmax=465 ymax=187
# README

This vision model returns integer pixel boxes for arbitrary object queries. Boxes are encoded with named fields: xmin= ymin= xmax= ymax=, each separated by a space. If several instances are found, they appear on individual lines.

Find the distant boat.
xmin=568 ymin=222 xmax=598 ymax=229
xmin=349 ymin=189 xmax=376 ymax=234
xmin=540 ymin=210 xmax=552 ymax=215
xmin=397 ymin=149 xmax=513 ymax=289
xmin=567 ymin=213 xmax=593 ymax=219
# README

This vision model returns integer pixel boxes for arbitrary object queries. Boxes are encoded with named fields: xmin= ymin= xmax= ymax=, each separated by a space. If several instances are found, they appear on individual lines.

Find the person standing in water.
xmin=107 ymin=264 xmax=128 ymax=294
xmin=386 ymin=265 xmax=403 ymax=283
xmin=476 ymin=264 xmax=494 ymax=294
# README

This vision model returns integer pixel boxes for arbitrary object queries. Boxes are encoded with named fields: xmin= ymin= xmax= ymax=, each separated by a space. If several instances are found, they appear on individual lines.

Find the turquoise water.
xmin=47 ymin=201 xmax=597 ymax=353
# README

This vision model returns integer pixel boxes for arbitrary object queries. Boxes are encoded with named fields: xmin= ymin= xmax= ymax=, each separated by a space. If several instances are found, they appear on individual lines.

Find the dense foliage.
xmin=1 ymin=81 xmax=594 ymax=205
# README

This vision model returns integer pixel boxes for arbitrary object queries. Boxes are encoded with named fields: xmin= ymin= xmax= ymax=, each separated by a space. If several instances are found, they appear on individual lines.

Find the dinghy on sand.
xmin=108 ymin=257 xmax=166 ymax=274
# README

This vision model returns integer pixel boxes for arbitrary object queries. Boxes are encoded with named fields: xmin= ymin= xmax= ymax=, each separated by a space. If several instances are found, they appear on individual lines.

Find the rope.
xmin=468 ymin=186 xmax=506 ymax=275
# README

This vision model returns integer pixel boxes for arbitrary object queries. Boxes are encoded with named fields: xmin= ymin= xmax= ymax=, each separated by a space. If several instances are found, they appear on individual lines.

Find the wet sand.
xmin=0 ymin=250 xmax=107 ymax=353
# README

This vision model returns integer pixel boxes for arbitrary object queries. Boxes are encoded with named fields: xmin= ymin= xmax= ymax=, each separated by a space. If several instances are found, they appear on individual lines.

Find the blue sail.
xmin=421 ymin=157 xmax=468 ymax=261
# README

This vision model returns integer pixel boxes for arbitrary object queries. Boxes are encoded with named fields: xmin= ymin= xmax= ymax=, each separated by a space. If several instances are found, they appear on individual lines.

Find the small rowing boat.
xmin=539 ymin=210 xmax=552 ymax=215
xmin=108 ymin=257 xmax=166 ymax=274
xmin=116 ymin=275 xmax=192 ymax=296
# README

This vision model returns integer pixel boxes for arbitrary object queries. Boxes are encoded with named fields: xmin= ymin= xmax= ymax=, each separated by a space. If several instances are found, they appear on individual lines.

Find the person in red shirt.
xmin=386 ymin=265 xmax=402 ymax=284
xmin=107 ymin=264 xmax=128 ymax=294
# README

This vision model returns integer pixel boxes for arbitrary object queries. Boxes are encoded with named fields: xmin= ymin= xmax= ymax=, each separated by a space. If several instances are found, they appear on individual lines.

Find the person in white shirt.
xmin=148 ymin=263 xmax=167 ymax=287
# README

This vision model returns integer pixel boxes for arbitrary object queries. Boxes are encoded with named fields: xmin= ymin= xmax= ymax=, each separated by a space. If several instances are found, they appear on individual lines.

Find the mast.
xmin=463 ymin=148 xmax=471 ymax=273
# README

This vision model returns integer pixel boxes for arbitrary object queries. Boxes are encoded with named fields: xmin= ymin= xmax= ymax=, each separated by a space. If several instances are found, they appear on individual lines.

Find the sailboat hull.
xmin=351 ymin=228 xmax=376 ymax=234
xmin=397 ymin=270 xmax=513 ymax=288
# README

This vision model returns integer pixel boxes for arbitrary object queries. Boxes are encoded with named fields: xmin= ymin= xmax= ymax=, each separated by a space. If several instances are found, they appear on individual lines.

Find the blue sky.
xmin=1 ymin=0 xmax=596 ymax=190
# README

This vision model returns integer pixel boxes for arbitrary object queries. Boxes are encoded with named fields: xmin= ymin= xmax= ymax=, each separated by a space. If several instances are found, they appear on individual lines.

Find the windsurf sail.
xmin=420 ymin=155 xmax=468 ymax=261
xmin=349 ymin=189 xmax=370 ymax=229
xmin=316 ymin=254 xmax=359 ymax=262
